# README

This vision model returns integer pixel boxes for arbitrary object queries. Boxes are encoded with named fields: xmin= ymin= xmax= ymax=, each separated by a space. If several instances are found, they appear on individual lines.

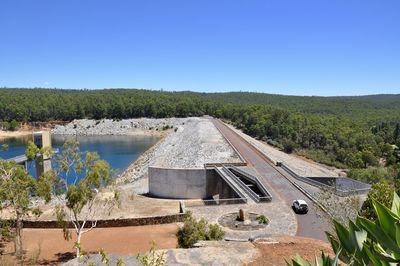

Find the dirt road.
xmin=213 ymin=119 xmax=330 ymax=241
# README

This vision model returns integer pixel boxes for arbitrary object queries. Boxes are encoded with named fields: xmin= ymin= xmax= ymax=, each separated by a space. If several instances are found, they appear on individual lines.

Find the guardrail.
xmin=279 ymin=162 xmax=371 ymax=196
xmin=224 ymin=166 xmax=272 ymax=202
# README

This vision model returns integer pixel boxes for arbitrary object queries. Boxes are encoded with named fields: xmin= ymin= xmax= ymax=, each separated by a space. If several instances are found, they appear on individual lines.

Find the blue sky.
xmin=0 ymin=1 xmax=399 ymax=96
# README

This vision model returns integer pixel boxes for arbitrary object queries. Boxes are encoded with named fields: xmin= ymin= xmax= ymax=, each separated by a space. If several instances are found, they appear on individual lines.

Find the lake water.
xmin=0 ymin=134 xmax=160 ymax=177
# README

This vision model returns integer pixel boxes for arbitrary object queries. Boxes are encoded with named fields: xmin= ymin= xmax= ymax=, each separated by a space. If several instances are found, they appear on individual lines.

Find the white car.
xmin=292 ymin=199 xmax=309 ymax=214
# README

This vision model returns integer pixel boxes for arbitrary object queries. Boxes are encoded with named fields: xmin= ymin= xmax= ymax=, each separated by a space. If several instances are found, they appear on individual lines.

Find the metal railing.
xmin=279 ymin=162 xmax=371 ymax=196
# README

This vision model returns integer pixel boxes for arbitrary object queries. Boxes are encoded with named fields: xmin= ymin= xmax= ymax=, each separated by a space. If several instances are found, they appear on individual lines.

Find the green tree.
xmin=51 ymin=141 xmax=120 ymax=258
xmin=359 ymin=179 xmax=394 ymax=220
xmin=361 ymin=149 xmax=378 ymax=168
xmin=0 ymin=160 xmax=51 ymax=259
xmin=8 ymin=119 xmax=19 ymax=131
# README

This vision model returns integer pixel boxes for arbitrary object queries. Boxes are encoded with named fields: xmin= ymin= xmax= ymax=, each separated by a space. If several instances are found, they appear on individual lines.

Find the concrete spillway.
xmin=214 ymin=167 xmax=254 ymax=204
xmin=214 ymin=166 xmax=272 ymax=203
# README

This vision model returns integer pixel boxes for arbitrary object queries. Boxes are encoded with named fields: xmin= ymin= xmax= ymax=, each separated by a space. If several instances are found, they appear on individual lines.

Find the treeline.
xmin=1 ymin=88 xmax=400 ymax=172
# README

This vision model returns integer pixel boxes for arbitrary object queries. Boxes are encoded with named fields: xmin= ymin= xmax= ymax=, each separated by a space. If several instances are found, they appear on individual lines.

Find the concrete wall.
xmin=149 ymin=166 xmax=207 ymax=199
xmin=206 ymin=169 xmax=239 ymax=199
xmin=149 ymin=167 xmax=239 ymax=199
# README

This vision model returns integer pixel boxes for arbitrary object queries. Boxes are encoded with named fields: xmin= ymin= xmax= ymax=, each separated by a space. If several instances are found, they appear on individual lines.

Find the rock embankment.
xmin=52 ymin=118 xmax=187 ymax=135
xmin=53 ymin=117 xmax=242 ymax=185
xmin=150 ymin=117 xmax=241 ymax=168
xmin=119 ymin=117 xmax=242 ymax=185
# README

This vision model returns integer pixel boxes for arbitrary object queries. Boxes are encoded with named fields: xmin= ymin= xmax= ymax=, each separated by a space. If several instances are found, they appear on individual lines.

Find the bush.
xmin=282 ymin=138 xmax=296 ymax=153
xmin=176 ymin=211 xmax=225 ymax=248
xmin=359 ymin=179 xmax=394 ymax=220
xmin=136 ymin=241 xmax=166 ymax=266
xmin=256 ymin=215 xmax=269 ymax=225
xmin=1 ymin=120 xmax=19 ymax=131
xmin=206 ymin=223 xmax=225 ymax=240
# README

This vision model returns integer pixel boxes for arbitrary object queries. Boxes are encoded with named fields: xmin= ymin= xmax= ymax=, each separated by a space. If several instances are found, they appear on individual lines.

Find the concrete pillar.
xmin=33 ymin=131 xmax=52 ymax=177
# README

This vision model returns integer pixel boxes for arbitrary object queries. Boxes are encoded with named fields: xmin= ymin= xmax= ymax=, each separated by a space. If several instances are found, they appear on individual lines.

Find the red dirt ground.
xmin=1 ymin=223 xmax=178 ymax=265
xmin=250 ymin=235 xmax=335 ymax=266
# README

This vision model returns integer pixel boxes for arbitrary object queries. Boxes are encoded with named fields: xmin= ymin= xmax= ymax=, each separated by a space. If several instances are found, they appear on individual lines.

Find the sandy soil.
xmin=1 ymin=224 xmax=178 ymax=265
xmin=250 ymin=236 xmax=334 ymax=265
xmin=0 ymin=130 xmax=32 ymax=139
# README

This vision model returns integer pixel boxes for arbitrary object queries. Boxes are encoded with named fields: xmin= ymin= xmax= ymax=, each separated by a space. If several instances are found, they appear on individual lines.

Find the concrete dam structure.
xmin=147 ymin=118 xmax=274 ymax=201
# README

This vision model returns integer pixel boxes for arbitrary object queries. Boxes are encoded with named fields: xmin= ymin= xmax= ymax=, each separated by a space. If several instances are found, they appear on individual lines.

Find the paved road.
xmin=213 ymin=119 xmax=330 ymax=241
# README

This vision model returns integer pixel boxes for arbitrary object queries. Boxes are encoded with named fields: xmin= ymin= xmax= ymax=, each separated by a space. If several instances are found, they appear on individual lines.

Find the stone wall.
xmin=18 ymin=214 xmax=184 ymax=229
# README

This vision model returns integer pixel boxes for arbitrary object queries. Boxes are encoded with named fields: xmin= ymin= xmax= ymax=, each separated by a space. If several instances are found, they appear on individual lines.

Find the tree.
xmin=51 ymin=141 xmax=119 ymax=258
xmin=0 ymin=159 xmax=51 ymax=259
xmin=361 ymin=149 xmax=378 ymax=168
xmin=359 ymin=179 xmax=394 ymax=220
xmin=8 ymin=120 xmax=19 ymax=131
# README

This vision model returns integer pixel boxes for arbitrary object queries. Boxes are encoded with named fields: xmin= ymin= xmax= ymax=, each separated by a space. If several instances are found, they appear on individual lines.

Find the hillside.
xmin=1 ymin=88 xmax=399 ymax=172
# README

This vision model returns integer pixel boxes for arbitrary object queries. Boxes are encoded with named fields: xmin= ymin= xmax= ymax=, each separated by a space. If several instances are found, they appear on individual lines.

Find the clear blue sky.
xmin=1 ymin=1 xmax=399 ymax=96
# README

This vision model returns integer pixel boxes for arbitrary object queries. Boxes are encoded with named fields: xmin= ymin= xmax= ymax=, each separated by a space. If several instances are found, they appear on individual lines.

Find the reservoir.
xmin=0 ymin=134 xmax=160 ymax=177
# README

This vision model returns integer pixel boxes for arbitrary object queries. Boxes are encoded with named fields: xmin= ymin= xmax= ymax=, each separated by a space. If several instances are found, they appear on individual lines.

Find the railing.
xmin=6 ymin=148 xmax=60 ymax=164
xmin=279 ymin=162 xmax=371 ymax=196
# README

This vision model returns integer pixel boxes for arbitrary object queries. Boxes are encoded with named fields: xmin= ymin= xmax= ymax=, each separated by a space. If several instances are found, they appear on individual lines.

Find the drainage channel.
xmin=224 ymin=166 xmax=273 ymax=202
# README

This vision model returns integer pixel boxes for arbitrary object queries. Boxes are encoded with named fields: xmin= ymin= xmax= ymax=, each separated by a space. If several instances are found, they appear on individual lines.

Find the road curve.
xmin=213 ymin=119 xmax=330 ymax=241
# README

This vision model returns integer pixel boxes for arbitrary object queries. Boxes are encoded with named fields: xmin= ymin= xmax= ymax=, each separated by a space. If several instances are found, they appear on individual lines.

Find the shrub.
xmin=176 ymin=211 xmax=225 ymax=248
xmin=0 ymin=120 xmax=19 ymax=131
xmin=282 ymin=138 xmax=296 ymax=153
xmin=256 ymin=215 xmax=269 ymax=225
xmin=207 ymin=223 xmax=225 ymax=240
xmin=136 ymin=241 xmax=166 ymax=266
xmin=359 ymin=179 xmax=394 ymax=220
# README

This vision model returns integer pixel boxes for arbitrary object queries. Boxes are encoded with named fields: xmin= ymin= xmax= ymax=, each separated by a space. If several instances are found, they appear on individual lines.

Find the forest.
xmin=1 ymin=88 xmax=399 ymax=185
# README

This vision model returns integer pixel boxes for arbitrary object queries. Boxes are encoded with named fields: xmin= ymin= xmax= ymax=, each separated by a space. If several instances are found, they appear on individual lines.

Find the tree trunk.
xmin=76 ymin=230 xmax=82 ymax=258
xmin=15 ymin=213 xmax=23 ymax=260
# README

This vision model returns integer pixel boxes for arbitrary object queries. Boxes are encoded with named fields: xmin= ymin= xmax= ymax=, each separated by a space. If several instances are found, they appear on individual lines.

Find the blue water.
xmin=0 ymin=134 xmax=159 ymax=177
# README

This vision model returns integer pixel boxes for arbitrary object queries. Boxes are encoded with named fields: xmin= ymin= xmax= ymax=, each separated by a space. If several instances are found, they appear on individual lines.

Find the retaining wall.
xmin=7 ymin=214 xmax=185 ymax=229
xmin=149 ymin=166 xmax=241 ymax=199
xmin=149 ymin=166 xmax=207 ymax=199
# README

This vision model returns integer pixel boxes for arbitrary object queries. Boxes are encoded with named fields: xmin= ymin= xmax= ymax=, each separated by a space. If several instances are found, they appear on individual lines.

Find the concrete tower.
xmin=33 ymin=131 xmax=52 ymax=177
